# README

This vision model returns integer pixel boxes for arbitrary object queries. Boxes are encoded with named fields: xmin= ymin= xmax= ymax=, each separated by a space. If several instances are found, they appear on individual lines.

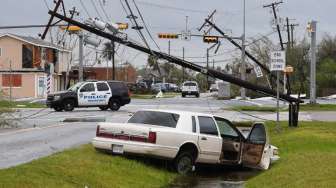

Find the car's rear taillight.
xmin=148 ymin=131 xmax=156 ymax=144
xmin=96 ymin=125 xmax=100 ymax=136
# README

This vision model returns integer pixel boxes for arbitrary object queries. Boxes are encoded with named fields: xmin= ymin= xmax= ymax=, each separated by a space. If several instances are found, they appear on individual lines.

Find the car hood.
xmin=49 ymin=90 xmax=70 ymax=96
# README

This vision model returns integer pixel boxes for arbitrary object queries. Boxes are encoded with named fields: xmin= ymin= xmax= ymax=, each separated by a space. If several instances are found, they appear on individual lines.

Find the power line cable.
xmin=90 ymin=0 xmax=104 ymax=20
xmin=132 ymin=0 xmax=161 ymax=51
xmin=98 ymin=0 xmax=111 ymax=21
xmin=79 ymin=0 xmax=92 ymax=18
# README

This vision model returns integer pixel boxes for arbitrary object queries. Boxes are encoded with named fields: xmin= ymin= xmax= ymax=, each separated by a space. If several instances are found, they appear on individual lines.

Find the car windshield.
xmin=184 ymin=82 xmax=196 ymax=86
xmin=128 ymin=111 xmax=180 ymax=128
xmin=68 ymin=82 xmax=84 ymax=92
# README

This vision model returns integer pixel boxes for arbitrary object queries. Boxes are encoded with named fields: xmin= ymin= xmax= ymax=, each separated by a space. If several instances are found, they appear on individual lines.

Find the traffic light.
xmin=60 ymin=25 xmax=81 ymax=33
xmin=117 ymin=23 xmax=128 ymax=30
xmin=203 ymin=35 xmax=219 ymax=43
xmin=158 ymin=33 xmax=179 ymax=39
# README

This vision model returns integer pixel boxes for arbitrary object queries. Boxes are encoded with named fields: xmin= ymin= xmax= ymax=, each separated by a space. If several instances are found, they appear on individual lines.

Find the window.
xmin=198 ymin=116 xmax=218 ymax=136
xmin=249 ymin=124 xmax=266 ymax=144
xmin=97 ymin=82 xmax=109 ymax=91
xmin=80 ymin=83 xmax=95 ymax=92
xmin=108 ymin=82 xmax=126 ymax=90
xmin=128 ymin=111 xmax=180 ymax=128
xmin=2 ymin=74 xmax=22 ymax=87
xmin=192 ymin=116 xmax=196 ymax=133
xmin=22 ymin=44 xmax=33 ymax=68
xmin=215 ymin=117 xmax=239 ymax=137
xmin=184 ymin=82 xmax=196 ymax=86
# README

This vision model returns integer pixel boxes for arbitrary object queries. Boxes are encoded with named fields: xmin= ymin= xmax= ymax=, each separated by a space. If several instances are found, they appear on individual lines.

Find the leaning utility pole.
xmin=309 ymin=21 xmax=317 ymax=104
xmin=286 ymin=17 xmax=291 ymax=48
xmin=263 ymin=1 xmax=284 ymax=50
xmin=263 ymin=1 xmax=293 ymax=96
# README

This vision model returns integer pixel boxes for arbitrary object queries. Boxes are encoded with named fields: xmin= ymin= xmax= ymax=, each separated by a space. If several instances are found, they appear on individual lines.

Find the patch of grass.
xmin=0 ymin=144 xmax=176 ymax=188
xmin=0 ymin=100 xmax=45 ymax=108
xmin=300 ymin=104 xmax=336 ymax=111
xmin=246 ymin=121 xmax=336 ymax=188
xmin=230 ymin=106 xmax=286 ymax=112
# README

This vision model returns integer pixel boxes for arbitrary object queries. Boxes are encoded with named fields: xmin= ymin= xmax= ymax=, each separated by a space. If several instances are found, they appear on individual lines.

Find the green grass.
xmin=0 ymin=100 xmax=45 ymax=108
xmin=246 ymin=121 xmax=336 ymax=188
xmin=230 ymin=104 xmax=336 ymax=112
xmin=300 ymin=104 xmax=336 ymax=111
xmin=0 ymin=144 xmax=176 ymax=188
xmin=131 ymin=92 xmax=179 ymax=99
xmin=230 ymin=106 xmax=286 ymax=112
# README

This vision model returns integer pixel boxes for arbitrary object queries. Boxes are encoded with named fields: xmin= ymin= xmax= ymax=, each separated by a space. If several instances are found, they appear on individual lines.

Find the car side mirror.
xmin=79 ymin=88 xmax=85 ymax=92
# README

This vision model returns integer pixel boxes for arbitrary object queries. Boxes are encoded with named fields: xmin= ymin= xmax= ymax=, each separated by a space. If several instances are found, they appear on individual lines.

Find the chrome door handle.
xmin=201 ymin=137 xmax=207 ymax=141
xmin=106 ymin=93 xmax=111 ymax=94
xmin=91 ymin=93 xmax=96 ymax=95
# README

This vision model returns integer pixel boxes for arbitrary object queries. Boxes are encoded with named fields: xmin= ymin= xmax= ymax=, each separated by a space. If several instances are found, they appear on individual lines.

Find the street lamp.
xmin=241 ymin=0 xmax=247 ymax=100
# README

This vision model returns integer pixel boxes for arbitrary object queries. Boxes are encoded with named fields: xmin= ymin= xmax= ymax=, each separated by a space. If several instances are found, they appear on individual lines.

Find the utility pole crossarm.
xmin=41 ymin=0 xmax=64 ymax=39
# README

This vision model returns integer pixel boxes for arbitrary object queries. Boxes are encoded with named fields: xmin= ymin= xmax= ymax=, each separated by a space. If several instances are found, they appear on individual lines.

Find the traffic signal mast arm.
xmin=204 ymin=18 xmax=284 ymax=87
xmin=48 ymin=10 xmax=300 ymax=104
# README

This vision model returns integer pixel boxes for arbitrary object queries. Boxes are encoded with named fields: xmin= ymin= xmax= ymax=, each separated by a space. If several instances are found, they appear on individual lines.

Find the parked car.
xmin=46 ymin=80 xmax=130 ymax=112
xmin=92 ymin=109 xmax=279 ymax=174
xmin=181 ymin=81 xmax=200 ymax=97
xmin=210 ymin=83 xmax=218 ymax=92
xmin=151 ymin=83 xmax=167 ymax=93
xmin=168 ymin=83 xmax=180 ymax=92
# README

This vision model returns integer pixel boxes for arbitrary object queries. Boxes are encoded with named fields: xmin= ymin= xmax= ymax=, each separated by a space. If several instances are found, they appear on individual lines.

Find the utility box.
xmin=218 ymin=81 xmax=231 ymax=99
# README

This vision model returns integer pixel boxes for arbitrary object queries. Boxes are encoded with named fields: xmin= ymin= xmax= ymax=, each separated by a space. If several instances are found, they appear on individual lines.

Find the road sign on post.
xmin=254 ymin=66 xmax=263 ymax=78
xmin=270 ymin=51 xmax=286 ymax=71
xmin=270 ymin=50 xmax=286 ymax=132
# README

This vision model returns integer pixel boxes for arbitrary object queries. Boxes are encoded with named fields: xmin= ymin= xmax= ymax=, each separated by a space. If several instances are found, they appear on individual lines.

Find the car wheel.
xmin=174 ymin=152 xmax=195 ymax=175
xmin=64 ymin=100 xmax=75 ymax=111
xmin=196 ymin=93 xmax=200 ymax=98
xmin=109 ymin=100 xmax=120 ymax=111
xmin=99 ymin=106 xmax=109 ymax=111
xmin=53 ymin=106 xmax=63 ymax=112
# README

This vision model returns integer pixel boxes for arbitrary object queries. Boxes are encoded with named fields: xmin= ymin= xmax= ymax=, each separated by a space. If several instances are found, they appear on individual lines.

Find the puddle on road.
xmin=170 ymin=165 xmax=260 ymax=188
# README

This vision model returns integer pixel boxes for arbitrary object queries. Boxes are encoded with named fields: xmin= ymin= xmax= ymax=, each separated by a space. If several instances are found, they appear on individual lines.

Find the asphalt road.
xmin=0 ymin=95 xmax=335 ymax=169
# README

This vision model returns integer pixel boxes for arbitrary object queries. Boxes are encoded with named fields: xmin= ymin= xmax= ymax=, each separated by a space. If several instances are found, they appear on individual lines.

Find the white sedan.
xmin=92 ymin=109 xmax=279 ymax=174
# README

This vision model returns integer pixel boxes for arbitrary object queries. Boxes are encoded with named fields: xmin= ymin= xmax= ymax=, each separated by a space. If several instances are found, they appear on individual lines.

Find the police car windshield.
xmin=68 ymin=82 xmax=84 ymax=91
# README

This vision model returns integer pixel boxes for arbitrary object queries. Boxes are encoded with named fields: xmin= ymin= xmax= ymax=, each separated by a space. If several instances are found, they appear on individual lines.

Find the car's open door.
xmin=242 ymin=123 xmax=270 ymax=169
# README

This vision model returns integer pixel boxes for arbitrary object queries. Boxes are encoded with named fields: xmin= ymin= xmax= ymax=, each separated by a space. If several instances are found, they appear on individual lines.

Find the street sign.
xmin=181 ymin=31 xmax=191 ymax=41
xmin=270 ymin=51 xmax=286 ymax=71
xmin=254 ymin=66 xmax=263 ymax=78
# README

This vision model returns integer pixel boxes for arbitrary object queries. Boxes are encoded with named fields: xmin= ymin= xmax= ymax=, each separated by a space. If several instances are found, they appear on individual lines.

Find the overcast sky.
xmin=0 ymin=0 xmax=334 ymax=68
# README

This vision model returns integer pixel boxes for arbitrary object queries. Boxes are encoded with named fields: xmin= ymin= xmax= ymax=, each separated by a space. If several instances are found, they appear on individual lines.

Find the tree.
xmin=318 ymin=34 xmax=336 ymax=62
xmin=316 ymin=58 xmax=336 ymax=96
xmin=102 ymin=42 xmax=113 ymax=61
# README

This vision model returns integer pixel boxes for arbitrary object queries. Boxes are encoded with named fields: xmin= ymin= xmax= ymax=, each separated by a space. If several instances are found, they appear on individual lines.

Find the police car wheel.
xmin=99 ymin=106 xmax=109 ymax=111
xmin=64 ymin=100 xmax=75 ymax=111
xmin=109 ymin=100 xmax=120 ymax=111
